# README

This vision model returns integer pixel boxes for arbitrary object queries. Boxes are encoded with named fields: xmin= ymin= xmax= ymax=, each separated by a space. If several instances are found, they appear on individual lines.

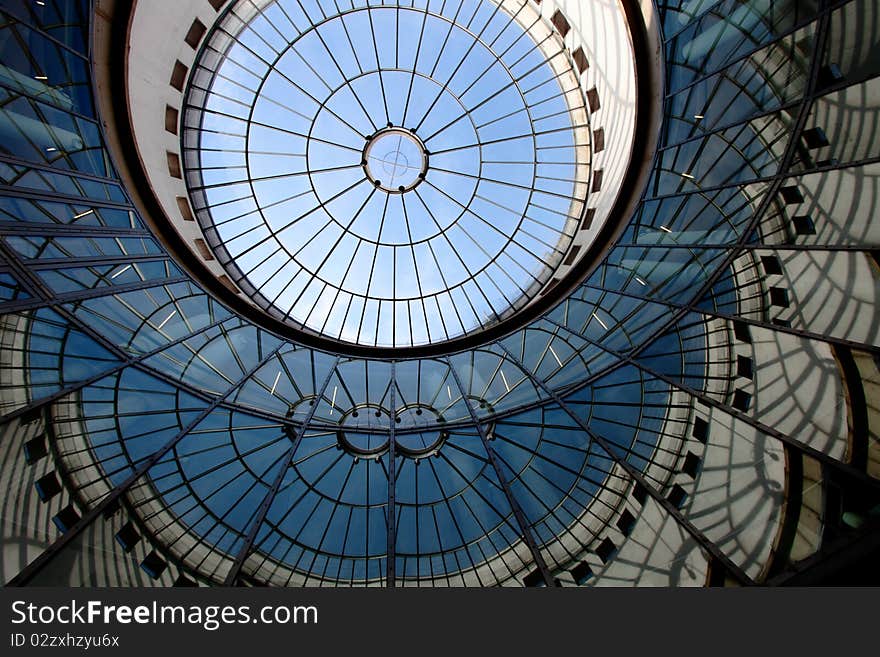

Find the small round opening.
xmin=363 ymin=128 xmax=427 ymax=193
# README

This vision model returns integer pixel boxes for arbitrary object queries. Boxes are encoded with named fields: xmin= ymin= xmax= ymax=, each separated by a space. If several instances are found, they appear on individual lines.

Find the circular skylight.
xmin=183 ymin=0 xmax=591 ymax=349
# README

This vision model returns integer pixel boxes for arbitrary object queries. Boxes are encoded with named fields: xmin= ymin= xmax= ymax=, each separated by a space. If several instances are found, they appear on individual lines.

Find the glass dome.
xmin=182 ymin=0 xmax=592 ymax=350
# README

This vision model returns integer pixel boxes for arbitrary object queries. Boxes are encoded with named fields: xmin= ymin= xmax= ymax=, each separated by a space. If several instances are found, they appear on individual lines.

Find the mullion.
xmin=432 ymin=446 xmax=525 ymax=584
xmin=0 ymin=81 xmax=98 ymax=125
xmin=430 ymin=163 xmax=578 ymax=206
xmin=305 ymin=6 xmax=380 ymax=134
xmin=420 ymin=177 xmax=559 ymax=281
xmin=495 ymin=341 xmax=755 ymax=584
xmin=664 ymin=10 xmax=819 ymax=98
xmin=363 ymin=3 xmax=391 ymax=125
xmin=0 ymin=310 xmax=231 ymax=427
xmin=429 ymin=121 xmax=589 ymax=157
xmin=350 ymin=193 xmax=389 ymax=344
xmin=421 ymin=455 xmax=494 ymax=586
xmin=410 ymin=186 xmax=490 ymax=330
xmin=413 ymin=0 xmax=507 ymax=135
xmin=187 ymin=105 xmax=363 ymax=153
xmin=446 ymin=363 xmax=556 ymax=586
xmin=542 ymin=309 xmax=880 ymax=489
xmin=490 ymin=445 xmax=606 ymax=565
xmin=492 ymin=429 xmax=622 ymax=511
xmin=401 ymin=4 xmax=430 ymax=126
xmin=416 ymin=197 xmax=529 ymax=311
xmin=422 ymin=27 xmax=567 ymax=144
xmin=202 ymin=32 xmax=367 ymax=144
xmin=225 ymin=175 xmax=363 ymax=265
xmin=399 ymin=193 xmax=431 ymax=342
xmin=139 ymin=432 xmax=289 ymax=552
xmin=300 ymin=458 xmax=359 ymax=586
xmin=304 ymin=187 xmax=383 ymax=335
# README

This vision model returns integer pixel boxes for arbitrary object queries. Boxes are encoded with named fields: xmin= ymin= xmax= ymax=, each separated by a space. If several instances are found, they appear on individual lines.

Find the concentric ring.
xmin=362 ymin=127 xmax=428 ymax=193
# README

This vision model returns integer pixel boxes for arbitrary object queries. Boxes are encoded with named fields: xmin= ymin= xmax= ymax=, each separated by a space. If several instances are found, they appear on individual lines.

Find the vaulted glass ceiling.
xmin=1 ymin=0 xmax=879 ymax=589
xmin=183 ymin=0 xmax=590 ymax=349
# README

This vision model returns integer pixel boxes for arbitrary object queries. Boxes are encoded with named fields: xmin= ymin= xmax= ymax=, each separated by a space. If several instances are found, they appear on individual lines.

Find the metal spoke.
xmin=446 ymin=357 xmax=556 ymax=586
xmin=494 ymin=342 xmax=754 ymax=586
xmin=222 ymin=356 xmax=340 ymax=586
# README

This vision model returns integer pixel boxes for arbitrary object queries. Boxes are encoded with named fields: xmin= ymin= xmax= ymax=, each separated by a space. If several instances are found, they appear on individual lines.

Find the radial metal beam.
xmin=6 ymin=343 xmax=284 ymax=586
xmin=575 ymin=280 xmax=880 ymax=357
xmin=446 ymin=357 xmax=556 ymax=587
xmin=0 ymin=274 xmax=191 ymax=314
xmin=0 ymin=221 xmax=149 ymax=237
xmin=23 ymin=254 xmax=170 ymax=271
xmin=222 ymin=356 xmax=340 ymax=586
xmin=386 ymin=361 xmax=397 ymax=588
xmin=542 ymin=315 xmax=880 ymax=490
xmin=0 ymin=315 xmax=230 ymax=427
xmin=494 ymin=342 xmax=754 ymax=586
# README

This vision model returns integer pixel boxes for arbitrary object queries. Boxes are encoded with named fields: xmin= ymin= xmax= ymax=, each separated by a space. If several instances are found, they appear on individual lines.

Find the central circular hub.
xmin=363 ymin=128 xmax=427 ymax=193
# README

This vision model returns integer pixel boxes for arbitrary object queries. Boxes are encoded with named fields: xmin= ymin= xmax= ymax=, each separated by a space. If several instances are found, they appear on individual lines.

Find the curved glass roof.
xmin=3 ymin=0 xmax=878 ymax=590
xmin=182 ymin=0 xmax=591 ymax=349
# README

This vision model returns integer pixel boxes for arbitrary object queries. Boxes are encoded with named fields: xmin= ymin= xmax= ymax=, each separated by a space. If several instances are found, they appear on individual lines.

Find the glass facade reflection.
xmin=0 ymin=0 xmax=878 ymax=588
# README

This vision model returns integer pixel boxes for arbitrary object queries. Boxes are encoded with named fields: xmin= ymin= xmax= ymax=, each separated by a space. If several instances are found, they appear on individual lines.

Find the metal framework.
xmin=0 ymin=0 xmax=877 ymax=588
xmin=181 ymin=0 xmax=591 ymax=350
